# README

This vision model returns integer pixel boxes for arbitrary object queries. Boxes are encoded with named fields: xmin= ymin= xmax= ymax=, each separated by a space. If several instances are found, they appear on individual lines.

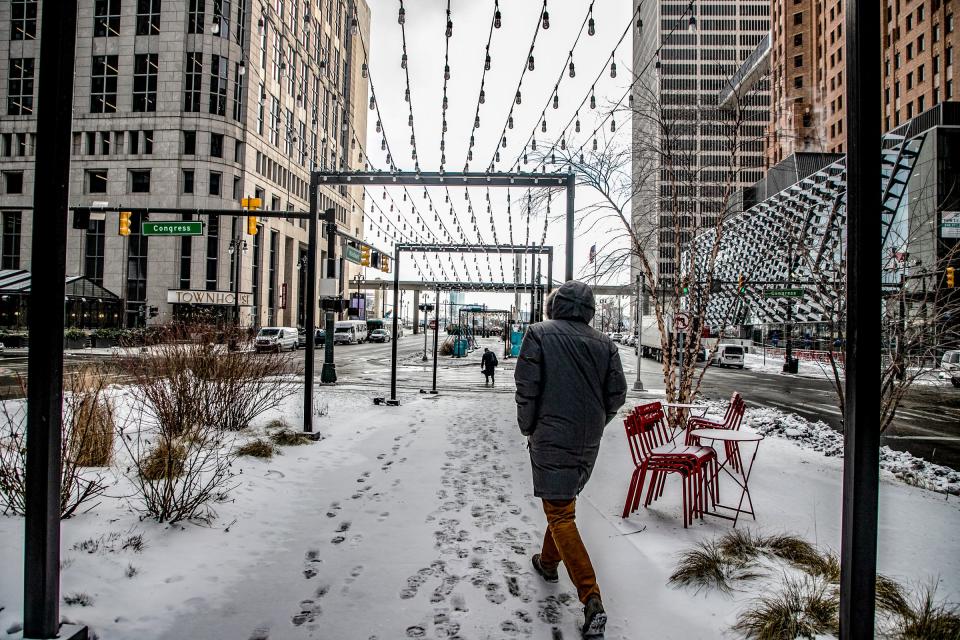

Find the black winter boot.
xmin=582 ymin=596 xmax=606 ymax=638
xmin=531 ymin=553 xmax=559 ymax=583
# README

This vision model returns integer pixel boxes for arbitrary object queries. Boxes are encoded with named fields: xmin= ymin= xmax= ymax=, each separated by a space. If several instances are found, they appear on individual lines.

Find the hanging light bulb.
xmin=542 ymin=7 xmax=549 ymax=29
xmin=688 ymin=7 xmax=697 ymax=32
xmin=592 ymin=138 xmax=598 ymax=151
xmin=531 ymin=139 xmax=537 ymax=150
xmin=467 ymin=148 xmax=473 ymax=161
xmin=528 ymin=55 xmax=535 ymax=71
xmin=628 ymin=93 xmax=634 ymax=108
xmin=408 ymin=114 xmax=413 ymax=127
xmin=404 ymin=88 xmax=410 ymax=102
xmin=479 ymin=89 xmax=486 ymax=104
xmin=361 ymin=63 xmax=368 ymax=78
xmin=541 ymin=118 xmax=547 ymax=132
xmin=442 ymin=119 xmax=448 ymax=133
xmin=446 ymin=14 xmax=453 ymax=37
xmin=523 ymin=153 xmax=528 ymax=164
xmin=508 ymin=115 xmax=514 ymax=129
xmin=442 ymin=94 xmax=448 ymax=110
xmin=398 ymin=4 xmax=405 ymax=24
xmin=401 ymin=53 xmax=407 ymax=69
xmin=553 ymin=93 xmax=560 ymax=109
xmin=655 ymin=56 xmax=661 ymax=70
xmin=588 ymin=14 xmax=596 ymax=36
xmin=444 ymin=64 xmax=450 ymax=80
xmin=351 ymin=16 xmax=358 ymax=34
xmin=515 ymin=90 xmax=522 ymax=105
xmin=575 ymin=116 xmax=581 ymax=133
xmin=636 ymin=9 xmax=643 ymax=31
xmin=610 ymin=61 xmax=617 ymax=78
xmin=410 ymin=134 xmax=415 ymax=146
xmin=494 ymin=2 xmax=502 ymax=29
xmin=495 ymin=151 xmax=500 ymax=162
xmin=611 ymin=119 xmax=616 ymax=132
xmin=474 ymin=115 xmax=480 ymax=128
xmin=501 ymin=136 xmax=507 ymax=148
xmin=381 ymin=138 xmax=386 ymax=150
xmin=569 ymin=59 xmax=576 ymax=77
xmin=579 ymin=152 xmax=585 ymax=163
xmin=560 ymin=137 xmax=566 ymax=150
xmin=376 ymin=120 xmax=382 ymax=133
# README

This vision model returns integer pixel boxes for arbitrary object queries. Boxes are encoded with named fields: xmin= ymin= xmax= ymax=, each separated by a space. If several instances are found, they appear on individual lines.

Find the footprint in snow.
xmin=336 ymin=521 xmax=351 ymax=533
xmin=247 ymin=626 xmax=270 ymax=640
xmin=485 ymin=581 xmax=507 ymax=604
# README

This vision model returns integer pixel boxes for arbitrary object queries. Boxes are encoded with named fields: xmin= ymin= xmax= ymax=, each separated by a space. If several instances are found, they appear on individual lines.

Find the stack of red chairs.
xmin=622 ymin=401 xmax=717 ymax=527
xmin=686 ymin=392 xmax=746 ymax=471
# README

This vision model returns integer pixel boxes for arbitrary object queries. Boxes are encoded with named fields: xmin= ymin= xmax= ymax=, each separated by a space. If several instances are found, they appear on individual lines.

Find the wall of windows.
xmin=91 ymin=55 xmax=119 ymax=113
xmin=10 ymin=0 xmax=37 ymax=40
xmin=1 ymin=212 xmax=22 ymax=270
xmin=135 ymin=0 xmax=161 ymax=35
xmin=84 ymin=220 xmax=105 ymax=286
xmin=185 ymin=52 xmax=202 ymax=112
xmin=94 ymin=0 xmax=121 ymax=37
xmin=6 ymin=58 xmax=34 ymax=116
xmin=210 ymin=54 xmax=228 ymax=116
xmin=133 ymin=54 xmax=158 ymax=112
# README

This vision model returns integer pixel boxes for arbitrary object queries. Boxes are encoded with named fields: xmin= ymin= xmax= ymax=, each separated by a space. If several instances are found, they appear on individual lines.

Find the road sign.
xmin=345 ymin=245 xmax=362 ymax=264
xmin=941 ymin=211 xmax=960 ymax=239
xmin=141 ymin=221 xmax=204 ymax=236
xmin=764 ymin=288 xmax=805 ymax=298
xmin=674 ymin=311 xmax=692 ymax=332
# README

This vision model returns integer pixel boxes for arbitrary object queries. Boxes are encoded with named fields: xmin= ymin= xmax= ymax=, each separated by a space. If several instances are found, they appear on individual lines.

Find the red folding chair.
xmin=687 ymin=392 xmax=746 ymax=471
xmin=622 ymin=402 xmax=717 ymax=527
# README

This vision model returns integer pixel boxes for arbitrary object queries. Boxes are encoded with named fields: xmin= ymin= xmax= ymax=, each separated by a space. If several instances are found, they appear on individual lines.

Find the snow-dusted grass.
xmin=0 ymin=382 xmax=957 ymax=639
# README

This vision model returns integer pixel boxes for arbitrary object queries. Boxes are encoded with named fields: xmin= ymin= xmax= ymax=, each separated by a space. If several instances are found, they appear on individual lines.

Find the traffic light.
xmin=381 ymin=255 xmax=390 ymax=273
xmin=118 ymin=211 xmax=132 ymax=236
xmin=370 ymin=250 xmax=381 ymax=269
xmin=360 ymin=244 xmax=371 ymax=267
xmin=737 ymin=273 xmax=746 ymax=293
xmin=948 ymin=266 xmax=956 ymax=288
xmin=247 ymin=215 xmax=258 ymax=235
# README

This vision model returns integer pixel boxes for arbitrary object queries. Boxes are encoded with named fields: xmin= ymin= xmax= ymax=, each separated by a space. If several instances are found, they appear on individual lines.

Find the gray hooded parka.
xmin=514 ymin=280 xmax=628 ymax=500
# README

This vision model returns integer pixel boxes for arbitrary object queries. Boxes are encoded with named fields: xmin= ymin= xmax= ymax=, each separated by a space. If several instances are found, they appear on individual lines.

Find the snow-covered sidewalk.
xmin=1 ymin=384 xmax=958 ymax=639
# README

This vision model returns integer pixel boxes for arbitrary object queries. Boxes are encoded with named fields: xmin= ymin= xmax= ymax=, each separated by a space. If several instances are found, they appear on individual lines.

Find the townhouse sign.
xmin=167 ymin=289 xmax=253 ymax=306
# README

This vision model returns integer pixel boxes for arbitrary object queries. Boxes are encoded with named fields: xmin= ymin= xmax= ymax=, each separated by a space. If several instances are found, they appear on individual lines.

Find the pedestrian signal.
xmin=247 ymin=215 xmax=258 ymax=235
xmin=119 ymin=211 xmax=132 ymax=236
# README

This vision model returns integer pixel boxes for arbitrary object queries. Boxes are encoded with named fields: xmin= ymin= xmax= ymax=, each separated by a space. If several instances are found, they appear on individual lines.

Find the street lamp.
xmin=228 ymin=238 xmax=248 ymax=326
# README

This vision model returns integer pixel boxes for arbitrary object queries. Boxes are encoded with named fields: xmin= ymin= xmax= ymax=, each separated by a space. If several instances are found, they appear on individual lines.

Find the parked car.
xmin=315 ymin=328 xmax=326 ymax=344
xmin=369 ymin=328 xmax=391 ymax=343
xmin=952 ymin=373 xmax=960 ymax=388
xmin=297 ymin=329 xmax=307 ymax=349
xmin=254 ymin=327 xmax=299 ymax=352
xmin=612 ymin=333 xmax=623 ymax=343
xmin=0 ymin=341 xmax=5 ymax=354
xmin=941 ymin=350 xmax=960 ymax=372
xmin=334 ymin=320 xmax=368 ymax=345
xmin=711 ymin=343 xmax=745 ymax=368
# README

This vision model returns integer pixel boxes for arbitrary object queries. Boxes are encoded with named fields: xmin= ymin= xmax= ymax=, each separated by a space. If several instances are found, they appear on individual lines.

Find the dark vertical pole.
xmin=234 ymin=212 xmax=243 ymax=325
xmin=303 ymin=178 xmax=319 ymax=432
xmin=546 ymin=248 xmax=554 ymax=297
xmin=840 ymin=0 xmax=880 ymax=637
xmin=321 ymin=207 xmax=337 ymax=384
xmin=24 ymin=1 xmax=81 ymax=639
xmin=431 ymin=287 xmax=440 ymax=393
xmin=565 ymin=173 xmax=575 ymax=281
xmin=389 ymin=246 xmax=401 ymax=404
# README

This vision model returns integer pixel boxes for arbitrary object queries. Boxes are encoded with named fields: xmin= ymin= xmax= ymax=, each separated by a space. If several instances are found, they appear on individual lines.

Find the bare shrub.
xmin=65 ymin=365 xmax=115 ymax=467
xmin=236 ymin=438 xmax=277 ymax=459
xmin=138 ymin=440 xmax=187 ymax=481
xmin=0 ymin=374 xmax=112 ymax=518
xmin=736 ymin=576 xmax=839 ymax=639
xmin=270 ymin=429 xmax=312 ymax=447
xmin=887 ymin=584 xmax=960 ymax=639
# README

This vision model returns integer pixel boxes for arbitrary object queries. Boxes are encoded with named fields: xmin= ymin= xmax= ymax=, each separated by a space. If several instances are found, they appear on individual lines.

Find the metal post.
xmin=233 ymin=211 xmax=243 ymax=326
xmin=634 ymin=273 xmax=645 ymax=391
xmin=431 ymin=287 xmax=440 ymax=393
xmin=24 ymin=1 xmax=87 ymax=638
xmin=546 ymin=247 xmax=554 ymax=298
xmin=839 ymin=0 xmax=880 ymax=636
xmin=303 ymin=181 xmax=319 ymax=432
xmin=321 ymin=207 xmax=337 ymax=384
xmin=565 ymin=173 xmax=575 ymax=281
xmin=388 ymin=246 xmax=401 ymax=404
xmin=422 ymin=295 xmax=429 ymax=362
xmin=785 ymin=236 xmax=795 ymax=372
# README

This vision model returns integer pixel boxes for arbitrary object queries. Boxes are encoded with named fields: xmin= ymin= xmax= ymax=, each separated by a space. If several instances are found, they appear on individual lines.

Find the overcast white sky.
xmin=357 ymin=0 xmax=635 ymax=315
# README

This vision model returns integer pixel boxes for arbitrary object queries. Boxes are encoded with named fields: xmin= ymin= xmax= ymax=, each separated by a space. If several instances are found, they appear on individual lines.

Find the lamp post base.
xmin=13 ymin=625 xmax=88 ymax=640
xmin=321 ymin=362 xmax=337 ymax=383
xmin=633 ymin=379 xmax=645 ymax=391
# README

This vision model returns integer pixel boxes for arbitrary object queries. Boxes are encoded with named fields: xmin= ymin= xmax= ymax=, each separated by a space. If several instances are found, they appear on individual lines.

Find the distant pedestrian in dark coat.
xmin=481 ymin=347 xmax=498 ymax=386
xmin=514 ymin=280 xmax=627 ymax=638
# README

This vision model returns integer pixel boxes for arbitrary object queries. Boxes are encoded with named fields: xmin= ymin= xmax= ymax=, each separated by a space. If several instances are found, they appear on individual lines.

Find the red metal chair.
xmin=622 ymin=402 xmax=717 ymax=527
xmin=687 ymin=392 xmax=746 ymax=471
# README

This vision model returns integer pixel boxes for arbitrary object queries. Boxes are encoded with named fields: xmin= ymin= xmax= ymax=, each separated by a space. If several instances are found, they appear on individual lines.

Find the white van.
xmin=255 ymin=326 xmax=299 ymax=352
xmin=334 ymin=320 xmax=368 ymax=345
xmin=941 ymin=350 xmax=960 ymax=372
xmin=711 ymin=343 xmax=745 ymax=368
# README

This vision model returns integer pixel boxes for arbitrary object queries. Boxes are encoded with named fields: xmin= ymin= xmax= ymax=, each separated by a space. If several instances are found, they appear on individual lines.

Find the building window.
xmin=11 ymin=0 xmax=37 ymax=40
xmin=3 ymin=172 xmax=24 ymax=194
xmin=210 ymin=133 xmax=224 ymax=158
xmin=188 ymin=0 xmax=205 ymax=33
xmin=182 ymin=169 xmax=194 ymax=193
xmin=180 ymin=213 xmax=193 ymax=289
xmin=213 ymin=0 xmax=231 ymax=37
xmin=2 ymin=211 xmax=22 ymax=269
xmin=269 ymin=96 xmax=280 ymax=146
xmin=184 ymin=130 xmax=196 ymax=154
xmin=251 ymin=219 xmax=262 ymax=319
xmin=232 ymin=62 xmax=244 ymax=121
xmin=284 ymin=108 xmax=293 ymax=155
xmin=268 ymin=230 xmax=278 ymax=322
xmin=94 ymin=0 xmax=121 ymax=36
xmin=130 ymin=170 xmax=151 ymax=193
xmin=206 ymin=215 xmax=219 ymax=290
xmin=185 ymin=52 xmax=203 ymax=112
xmin=793 ymin=12 xmax=802 ymax=25
xmin=794 ymin=75 xmax=803 ymax=88
xmin=7 ymin=58 xmax=34 ymax=116
xmin=86 ymin=169 xmax=107 ymax=194
xmin=84 ymin=220 xmax=105 ymax=286
xmin=918 ymin=64 xmax=925 ymax=82
xmin=143 ymin=130 xmax=154 ymax=154
xmin=210 ymin=54 xmax=228 ymax=116
xmin=136 ymin=0 xmax=161 ymax=35
xmin=794 ymin=54 xmax=803 ymax=68
xmin=209 ymin=171 xmax=222 ymax=196
xmin=793 ymin=33 xmax=802 ymax=46
xmin=133 ymin=54 xmax=158 ymax=112
xmin=126 ymin=212 xmax=149 ymax=327
xmin=90 ymin=55 xmax=118 ymax=113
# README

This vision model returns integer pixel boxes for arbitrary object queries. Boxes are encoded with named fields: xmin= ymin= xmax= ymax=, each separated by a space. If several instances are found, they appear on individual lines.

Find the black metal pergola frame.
xmin=385 ymin=244 xmax=553 ymax=404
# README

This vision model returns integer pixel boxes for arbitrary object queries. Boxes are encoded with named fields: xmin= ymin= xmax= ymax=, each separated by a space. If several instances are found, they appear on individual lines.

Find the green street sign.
xmin=141 ymin=221 xmax=204 ymax=236
xmin=764 ymin=288 xmax=805 ymax=298
xmin=344 ymin=245 xmax=362 ymax=264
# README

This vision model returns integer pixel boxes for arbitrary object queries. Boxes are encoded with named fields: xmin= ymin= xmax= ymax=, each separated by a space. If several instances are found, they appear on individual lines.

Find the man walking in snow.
xmin=514 ymin=281 xmax=627 ymax=638
xmin=481 ymin=347 xmax=498 ymax=386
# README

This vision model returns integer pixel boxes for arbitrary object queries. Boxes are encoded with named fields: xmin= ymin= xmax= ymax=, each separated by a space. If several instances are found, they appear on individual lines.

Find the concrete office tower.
xmin=0 ymin=0 xmax=370 ymax=328
xmin=882 ymin=0 xmax=959 ymax=132
xmin=630 ymin=0 xmax=770 ymax=295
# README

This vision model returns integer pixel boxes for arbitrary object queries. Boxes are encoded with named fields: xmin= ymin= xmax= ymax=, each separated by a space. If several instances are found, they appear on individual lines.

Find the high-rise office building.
xmin=0 ymin=0 xmax=370 ymax=328
xmin=631 ymin=0 xmax=771 ymax=294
